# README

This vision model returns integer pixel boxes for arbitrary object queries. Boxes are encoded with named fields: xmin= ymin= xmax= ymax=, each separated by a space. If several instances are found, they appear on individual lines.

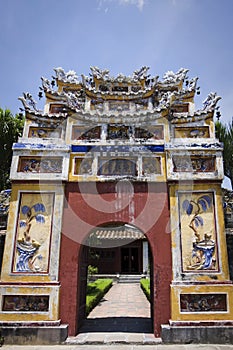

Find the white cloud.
xmin=97 ymin=0 xmax=146 ymax=12
xmin=119 ymin=0 xmax=146 ymax=11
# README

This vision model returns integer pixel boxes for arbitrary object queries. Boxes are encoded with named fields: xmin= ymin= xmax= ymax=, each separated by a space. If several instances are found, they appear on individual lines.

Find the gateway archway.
xmin=59 ymin=181 xmax=171 ymax=337
xmin=1 ymin=66 xmax=232 ymax=344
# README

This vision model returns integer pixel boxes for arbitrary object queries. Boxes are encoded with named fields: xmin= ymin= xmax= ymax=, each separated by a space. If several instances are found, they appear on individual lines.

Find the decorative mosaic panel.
xmin=135 ymin=126 xmax=164 ymax=140
xmin=72 ymin=126 xmax=101 ymax=140
xmin=74 ymin=157 xmax=93 ymax=175
xmin=180 ymin=293 xmax=227 ymax=313
xmin=49 ymin=103 xmax=65 ymax=114
xmin=18 ymin=157 xmax=63 ymax=173
xmin=28 ymin=126 xmax=62 ymax=138
xmin=174 ymin=126 xmax=210 ymax=138
xmin=12 ymin=192 xmax=55 ymax=273
xmin=172 ymin=104 xmax=189 ymax=113
xmin=98 ymin=158 xmax=137 ymax=176
xmin=178 ymin=192 xmax=219 ymax=272
xmin=173 ymin=156 xmax=215 ymax=173
xmin=107 ymin=125 xmax=129 ymax=140
xmin=2 ymin=295 xmax=49 ymax=312
xmin=142 ymin=156 xmax=161 ymax=175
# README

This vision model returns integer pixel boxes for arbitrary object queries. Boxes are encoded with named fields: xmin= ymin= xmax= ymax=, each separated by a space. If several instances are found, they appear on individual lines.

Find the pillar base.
xmin=0 ymin=322 xmax=68 ymax=345
xmin=161 ymin=322 xmax=233 ymax=344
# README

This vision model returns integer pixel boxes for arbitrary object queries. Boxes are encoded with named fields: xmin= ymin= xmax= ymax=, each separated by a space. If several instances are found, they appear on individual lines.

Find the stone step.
xmin=118 ymin=274 xmax=143 ymax=283
xmin=65 ymin=333 xmax=162 ymax=345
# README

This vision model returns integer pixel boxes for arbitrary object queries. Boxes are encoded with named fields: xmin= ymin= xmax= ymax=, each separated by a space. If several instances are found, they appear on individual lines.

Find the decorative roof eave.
xmin=157 ymin=80 xmax=182 ymax=91
xmin=171 ymin=110 xmax=214 ymax=124
xmin=84 ymin=86 xmax=155 ymax=99
xmin=173 ymin=89 xmax=196 ymax=102
xmin=44 ymin=90 xmax=67 ymax=101
xmin=71 ymin=107 xmax=169 ymax=124
xmin=25 ymin=110 xmax=68 ymax=125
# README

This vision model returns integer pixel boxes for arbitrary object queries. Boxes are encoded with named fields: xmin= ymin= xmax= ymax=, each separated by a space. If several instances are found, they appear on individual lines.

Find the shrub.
xmin=140 ymin=278 xmax=150 ymax=302
xmin=86 ymin=278 xmax=113 ymax=315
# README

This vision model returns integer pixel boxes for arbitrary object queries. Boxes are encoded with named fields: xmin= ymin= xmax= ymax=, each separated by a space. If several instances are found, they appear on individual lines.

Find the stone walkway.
xmin=66 ymin=282 xmax=157 ymax=344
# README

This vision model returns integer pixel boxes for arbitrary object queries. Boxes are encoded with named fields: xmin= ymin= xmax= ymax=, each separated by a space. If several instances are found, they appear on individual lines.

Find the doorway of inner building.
xmin=78 ymin=222 xmax=153 ymax=334
xmin=121 ymin=245 xmax=139 ymax=273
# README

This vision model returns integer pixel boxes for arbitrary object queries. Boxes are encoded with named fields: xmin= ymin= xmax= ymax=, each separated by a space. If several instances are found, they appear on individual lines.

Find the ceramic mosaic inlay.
xmin=28 ymin=127 xmax=62 ymax=138
xmin=13 ymin=192 xmax=55 ymax=273
xmin=2 ymin=295 xmax=49 ymax=312
xmin=98 ymin=158 xmax=137 ymax=176
xmin=180 ymin=293 xmax=227 ymax=312
xmin=18 ymin=157 xmax=63 ymax=173
xmin=178 ymin=191 xmax=218 ymax=272
xmin=174 ymin=126 xmax=210 ymax=138
xmin=173 ymin=156 xmax=216 ymax=173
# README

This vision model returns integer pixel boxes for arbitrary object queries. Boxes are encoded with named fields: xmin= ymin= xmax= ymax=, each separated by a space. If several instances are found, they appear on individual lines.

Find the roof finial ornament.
xmin=41 ymin=77 xmax=53 ymax=92
xmin=132 ymin=66 xmax=150 ymax=80
xmin=18 ymin=92 xmax=40 ymax=112
xmin=203 ymin=92 xmax=221 ymax=111
xmin=90 ymin=66 xmax=110 ymax=80
xmin=163 ymin=68 xmax=189 ymax=83
xmin=54 ymin=67 xmax=79 ymax=83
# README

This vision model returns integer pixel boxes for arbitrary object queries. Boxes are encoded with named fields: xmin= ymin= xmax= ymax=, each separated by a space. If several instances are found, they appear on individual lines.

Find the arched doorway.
xmin=59 ymin=181 xmax=171 ymax=337
xmin=76 ymin=222 xmax=152 ymax=334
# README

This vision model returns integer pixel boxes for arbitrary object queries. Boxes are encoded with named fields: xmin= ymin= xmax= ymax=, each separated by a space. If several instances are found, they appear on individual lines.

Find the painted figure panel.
xmin=72 ymin=126 xmax=101 ymax=140
xmin=174 ymin=126 xmax=210 ymax=138
xmin=178 ymin=192 xmax=218 ymax=272
xmin=12 ymin=192 xmax=54 ymax=273
xmin=173 ymin=156 xmax=216 ymax=173
xmin=18 ymin=157 xmax=63 ymax=173
xmin=2 ymin=295 xmax=49 ymax=312
xmin=74 ymin=157 xmax=93 ymax=175
xmin=142 ymin=156 xmax=161 ymax=175
xmin=107 ymin=125 xmax=129 ymax=140
xmin=28 ymin=127 xmax=62 ymax=139
xmin=98 ymin=158 xmax=137 ymax=176
xmin=134 ymin=125 xmax=164 ymax=140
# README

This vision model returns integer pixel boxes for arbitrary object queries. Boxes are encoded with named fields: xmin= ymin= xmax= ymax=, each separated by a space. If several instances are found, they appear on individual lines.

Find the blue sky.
xmin=0 ymin=0 xmax=233 ymax=125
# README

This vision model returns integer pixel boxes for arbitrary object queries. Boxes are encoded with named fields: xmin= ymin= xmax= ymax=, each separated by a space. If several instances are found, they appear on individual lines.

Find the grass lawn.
xmin=86 ymin=278 xmax=113 ymax=315
xmin=140 ymin=278 xmax=150 ymax=302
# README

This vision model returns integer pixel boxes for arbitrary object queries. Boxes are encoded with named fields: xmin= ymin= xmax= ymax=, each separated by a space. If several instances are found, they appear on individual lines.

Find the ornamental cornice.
xmin=12 ymin=142 xmax=70 ymax=152
xmin=165 ymin=141 xmax=223 ymax=151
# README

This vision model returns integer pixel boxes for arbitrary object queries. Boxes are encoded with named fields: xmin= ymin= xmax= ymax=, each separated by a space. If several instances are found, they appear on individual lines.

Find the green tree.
xmin=215 ymin=120 xmax=233 ymax=189
xmin=0 ymin=108 xmax=24 ymax=190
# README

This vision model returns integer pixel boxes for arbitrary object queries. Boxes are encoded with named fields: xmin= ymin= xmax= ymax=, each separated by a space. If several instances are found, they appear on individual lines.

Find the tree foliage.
xmin=0 ymin=108 xmax=24 ymax=190
xmin=215 ymin=120 xmax=233 ymax=189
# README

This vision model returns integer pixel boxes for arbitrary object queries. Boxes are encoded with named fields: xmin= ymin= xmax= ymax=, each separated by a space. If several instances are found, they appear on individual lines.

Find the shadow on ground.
xmin=79 ymin=316 xmax=152 ymax=333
